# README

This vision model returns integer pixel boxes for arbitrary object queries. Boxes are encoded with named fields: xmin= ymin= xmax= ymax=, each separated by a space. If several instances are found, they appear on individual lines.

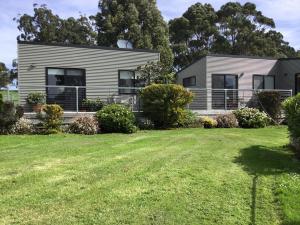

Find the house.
xmin=177 ymin=54 xmax=300 ymax=112
xmin=18 ymin=41 xmax=160 ymax=112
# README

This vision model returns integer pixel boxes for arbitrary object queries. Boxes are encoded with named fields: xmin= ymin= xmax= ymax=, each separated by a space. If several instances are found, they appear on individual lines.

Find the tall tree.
xmin=96 ymin=0 xmax=173 ymax=69
xmin=14 ymin=4 xmax=97 ymax=45
xmin=169 ymin=3 xmax=218 ymax=70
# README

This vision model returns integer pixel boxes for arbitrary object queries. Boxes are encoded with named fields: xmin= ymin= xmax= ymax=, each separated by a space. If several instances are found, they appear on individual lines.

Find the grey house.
xmin=177 ymin=54 xmax=300 ymax=111
xmin=18 ymin=41 xmax=160 ymax=111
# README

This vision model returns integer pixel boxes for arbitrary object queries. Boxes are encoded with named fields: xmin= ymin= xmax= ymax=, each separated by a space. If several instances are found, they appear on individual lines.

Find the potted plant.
xmin=26 ymin=92 xmax=46 ymax=112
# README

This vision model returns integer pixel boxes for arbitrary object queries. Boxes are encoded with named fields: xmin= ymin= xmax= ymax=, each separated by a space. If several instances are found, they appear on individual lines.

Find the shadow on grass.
xmin=235 ymin=145 xmax=299 ymax=176
xmin=235 ymin=145 xmax=300 ymax=225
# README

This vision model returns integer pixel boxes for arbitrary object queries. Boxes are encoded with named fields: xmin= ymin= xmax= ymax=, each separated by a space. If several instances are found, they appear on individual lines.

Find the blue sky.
xmin=1 ymin=0 xmax=300 ymax=67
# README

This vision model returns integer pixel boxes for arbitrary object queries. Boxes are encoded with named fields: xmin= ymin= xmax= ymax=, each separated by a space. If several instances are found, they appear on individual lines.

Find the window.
xmin=118 ymin=70 xmax=143 ymax=94
xmin=253 ymin=75 xmax=275 ymax=89
xmin=212 ymin=74 xmax=238 ymax=89
xmin=183 ymin=76 xmax=196 ymax=87
xmin=46 ymin=68 xmax=86 ymax=111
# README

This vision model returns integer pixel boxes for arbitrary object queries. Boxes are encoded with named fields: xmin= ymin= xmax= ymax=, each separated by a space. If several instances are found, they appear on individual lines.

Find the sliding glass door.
xmin=212 ymin=74 xmax=238 ymax=109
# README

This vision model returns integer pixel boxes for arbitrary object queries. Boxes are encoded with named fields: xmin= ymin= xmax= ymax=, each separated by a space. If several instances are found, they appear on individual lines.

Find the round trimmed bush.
xmin=200 ymin=116 xmax=217 ymax=129
xmin=68 ymin=115 xmax=98 ymax=135
xmin=96 ymin=104 xmax=137 ymax=133
xmin=216 ymin=114 xmax=238 ymax=128
xmin=140 ymin=84 xmax=193 ymax=128
xmin=233 ymin=107 xmax=270 ymax=128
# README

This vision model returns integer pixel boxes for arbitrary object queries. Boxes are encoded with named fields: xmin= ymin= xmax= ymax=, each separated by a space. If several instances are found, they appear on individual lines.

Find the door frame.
xmin=295 ymin=73 xmax=300 ymax=94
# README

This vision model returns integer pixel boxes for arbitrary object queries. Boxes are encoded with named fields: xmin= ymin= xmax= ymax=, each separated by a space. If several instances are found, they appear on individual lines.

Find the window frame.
xmin=118 ymin=70 xmax=139 ymax=95
xmin=252 ymin=74 xmax=275 ymax=90
xmin=45 ymin=67 xmax=86 ymax=87
xmin=182 ymin=76 xmax=196 ymax=87
xmin=45 ymin=67 xmax=86 ymax=111
xmin=212 ymin=74 xmax=238 ymax=89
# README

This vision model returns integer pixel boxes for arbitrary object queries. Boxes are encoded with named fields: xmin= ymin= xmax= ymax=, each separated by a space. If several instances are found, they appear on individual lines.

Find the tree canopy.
xmin=169 ymin=2 xmax=298 ymax=70
xmin=96 ymin=0 xmax=173 ymax=69
xmin=14 ymin=4 xmax=97 ymax=45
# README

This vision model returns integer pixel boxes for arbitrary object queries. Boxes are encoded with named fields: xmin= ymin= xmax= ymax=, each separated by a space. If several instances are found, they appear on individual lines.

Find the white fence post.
xmin=75 ymin=86 xmax=79 ymax=113
xmin=224 ymin=89 xmax=227 ymax=111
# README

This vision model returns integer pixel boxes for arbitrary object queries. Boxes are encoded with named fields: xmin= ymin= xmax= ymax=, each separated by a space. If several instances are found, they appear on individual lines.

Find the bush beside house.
xmin=37 ymin=104 xmax=64 ymax=134
xmin=257 ymin=91 xmax=282 ymax=123
xmin=140 ymin=84 xmax=193 ymax=128
xmin=96 ymin=104 xmax=137 ymax=134
xmin=283 ymin=94 xmax=300 ymax=155
xmin=68 ymin=115 xmax=98 ymax=135
xmin=233 ymin=107 xmax=270 ymax=128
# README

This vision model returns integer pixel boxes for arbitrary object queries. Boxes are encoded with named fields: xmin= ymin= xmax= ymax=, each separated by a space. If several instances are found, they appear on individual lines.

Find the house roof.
xmin=17 ymin=41 xmax=160 ymax=54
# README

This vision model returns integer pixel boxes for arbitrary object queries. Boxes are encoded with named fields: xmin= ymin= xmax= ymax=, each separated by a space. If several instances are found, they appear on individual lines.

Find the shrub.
xmin=26 ymin=92 xmax=46 ymax=105
xmin=257 ymin=91 xmax=282 ymax=122
xmin=283 ymin=94 xmax=300 ymax=153
xmin=0 ymin=101 xmax=21 ymax=134
xmin=68 ymin=115 xmax=98 ymax=135
xmin=136 ymin=117 xmax=154 ymax=130
xmin=96 ymin=104 xmax=137 ymax=133
xmin=16 ymin=105 xmax=24 ymax=118
xmin=200 ymin=116 xmax=217 ymax=129
xmin=0 ymin=93 xmax=3 ymax=111
xmin=178 ymin=110 xmax=201 ymax=128
xmin=37 ymin=104 xmax=64 ymax=134
xmin=11 ymin=118 xmax=34 ymax=134
xmin=216 ymin=114 xmax=238 ymax=128
xmin=82 ymin=98 xmax=104 ymax=112
xmin=140 ymin=84 xmax=193 ymax=128
xmin=233 ymin=107 xmax=270 ymax=128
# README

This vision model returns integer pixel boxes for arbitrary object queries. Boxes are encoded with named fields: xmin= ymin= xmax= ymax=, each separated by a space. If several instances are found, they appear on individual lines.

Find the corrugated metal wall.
xmin=18 ymin=43 xmax=160 ymax=106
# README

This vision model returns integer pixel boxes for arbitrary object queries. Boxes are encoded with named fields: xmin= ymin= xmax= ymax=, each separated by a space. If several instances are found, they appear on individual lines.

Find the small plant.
xmin=26 ymin=92 xmax=46 ymax=105
xmin=216 ymin=114 xmax=238 ymax=128
xmin=68 ymin=115 xmax=98 ymax=135
xmin=200 ymin=116 xmax=217 ymax=129
xmin=257 ymin=91 xmax=282 ymax=123
xmin=140 ymin=84 xmax=193 ymax=128
xmin=11 ymin=118 xmax=34 ymax=134
xmin=96 ymin=104 xmax=137 ymax=133
xmin=233 ymin=107 xmax=270 ymax=128
xmin=178 ymin=110 xmax=201 ymax=128
xmin=37 ymin=104 xmax=64 ymax=134
xmin=26 ymin=92 xmax=46 ymax=112
xmin=82 ymin=98 xmax=104 ymax=112
xmin=283 ymin=94 xmax=300 ymax=154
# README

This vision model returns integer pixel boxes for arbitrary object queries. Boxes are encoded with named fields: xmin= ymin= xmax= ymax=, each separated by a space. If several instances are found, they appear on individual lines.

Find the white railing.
xmin=3 ymin=85 xmax=293 ymax=114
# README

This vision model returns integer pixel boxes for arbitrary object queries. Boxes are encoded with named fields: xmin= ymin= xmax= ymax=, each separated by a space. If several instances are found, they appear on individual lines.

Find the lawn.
xmin=0 ymin=90 xmax=19 ymax=104
xmin=0 ymin=127 xmax=299 ymax=225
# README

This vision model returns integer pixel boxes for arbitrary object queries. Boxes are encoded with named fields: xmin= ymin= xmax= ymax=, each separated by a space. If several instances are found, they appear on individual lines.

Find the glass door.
xmin=212 ymin=74 xmax=238 ymax=109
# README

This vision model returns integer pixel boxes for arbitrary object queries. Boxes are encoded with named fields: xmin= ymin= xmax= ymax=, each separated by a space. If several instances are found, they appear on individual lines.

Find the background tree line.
xmin=2 ymin=0 xmax=299 ymax=86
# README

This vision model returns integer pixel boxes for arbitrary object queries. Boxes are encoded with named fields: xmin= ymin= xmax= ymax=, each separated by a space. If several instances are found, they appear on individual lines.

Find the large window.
xmin=46 ymin=68 xmax=86 ymax=111
xmin=183 ymin=76 xmax=196 ymax=87
xmin=118 ymin=70 xmax=144 ymax=94
xmin=253 ymin=75 xmax=275 ymax=89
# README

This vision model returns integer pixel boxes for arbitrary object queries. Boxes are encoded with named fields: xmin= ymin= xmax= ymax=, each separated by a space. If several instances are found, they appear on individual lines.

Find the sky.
xmin=1 ymin=0 xmax=300 ymax=68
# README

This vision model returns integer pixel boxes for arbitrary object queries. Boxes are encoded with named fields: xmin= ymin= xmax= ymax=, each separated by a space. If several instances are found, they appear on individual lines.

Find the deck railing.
xmin=2 ymin=85 xmax=293 ymax=114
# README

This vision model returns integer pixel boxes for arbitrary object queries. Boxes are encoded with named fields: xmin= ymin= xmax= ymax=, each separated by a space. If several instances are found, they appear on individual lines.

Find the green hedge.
xmin=140 ymin=84 xmax=193 ymax=128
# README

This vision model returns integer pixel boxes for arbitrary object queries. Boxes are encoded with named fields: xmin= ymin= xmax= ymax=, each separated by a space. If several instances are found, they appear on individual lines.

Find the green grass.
xmin=0 ymin=127 xmax=299 ymax=225
xmin=0 ymin=90 xmax=19 ymax=104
